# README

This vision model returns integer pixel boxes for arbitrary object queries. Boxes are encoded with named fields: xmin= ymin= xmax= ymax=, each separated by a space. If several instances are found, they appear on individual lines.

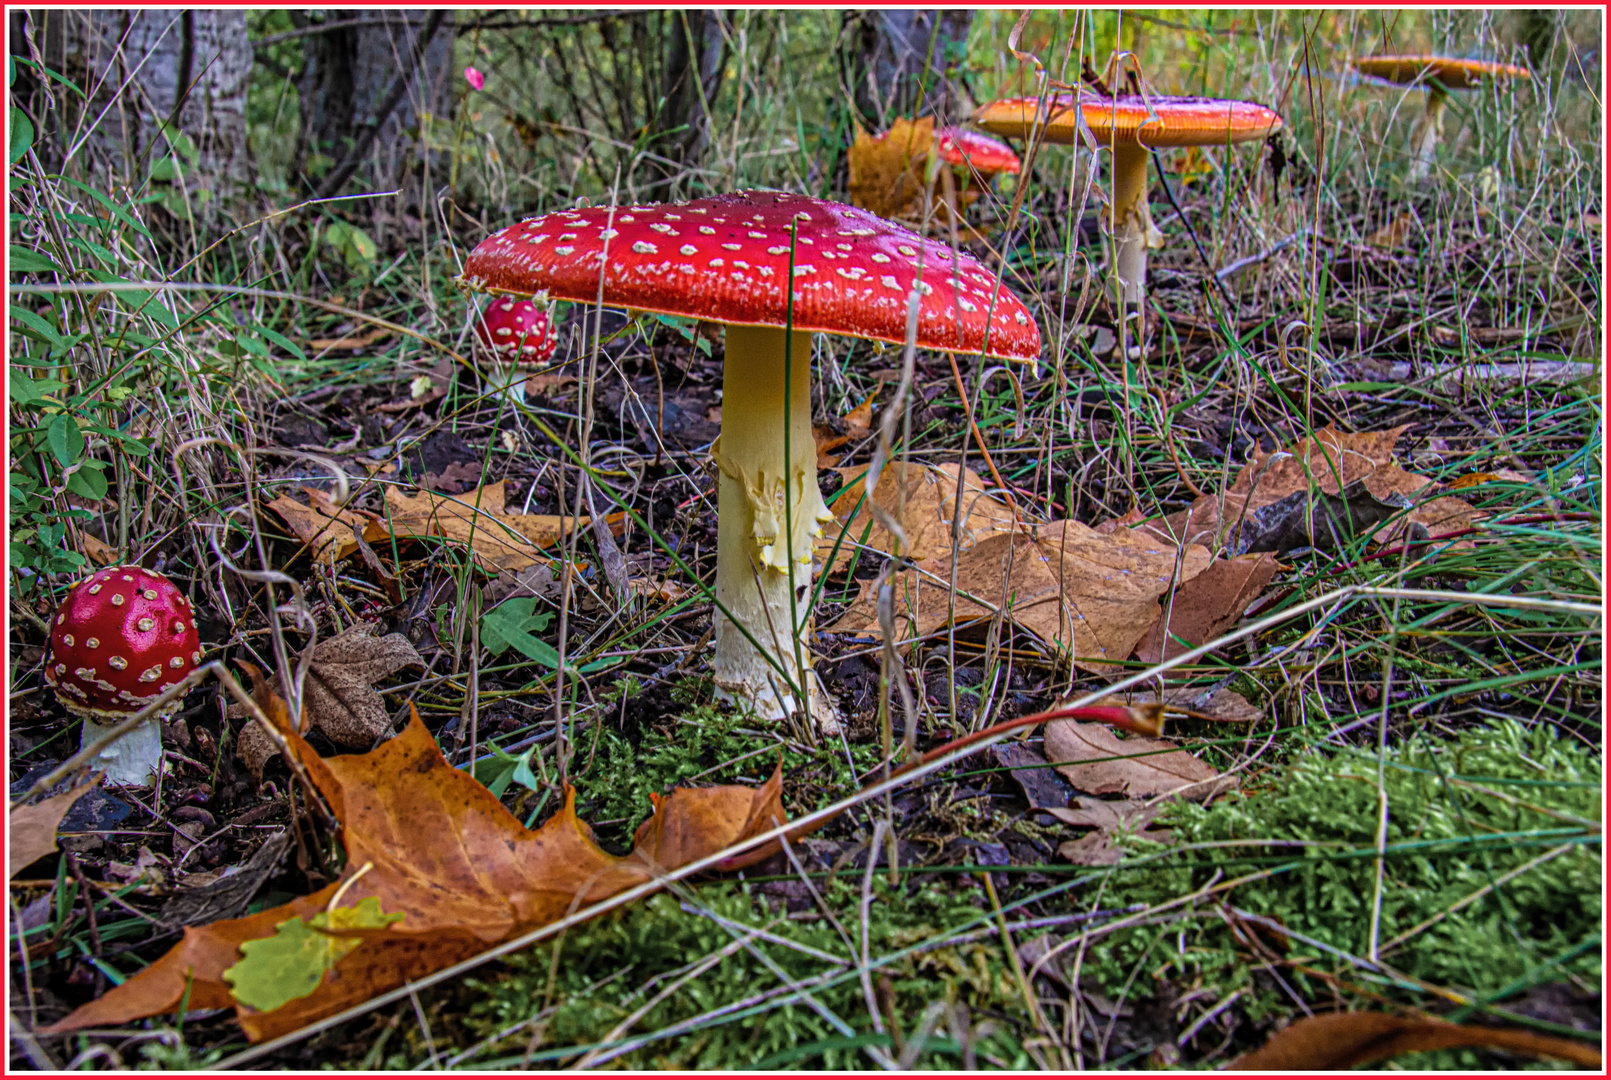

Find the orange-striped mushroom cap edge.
xmin=1353 ymin=55 xmax=1532 ymax=91
xmin=973 ymin=94 xmax=1283 ymax=149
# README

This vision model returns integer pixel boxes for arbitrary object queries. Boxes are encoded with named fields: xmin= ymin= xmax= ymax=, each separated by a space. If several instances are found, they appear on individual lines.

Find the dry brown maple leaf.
xmin=266 ymin=487 xmax=390 ymax=564
xmin=1134 ymin=552 xmax=1281 ymax=663
xmin=847 ymin=116 xmax=935 ymax=221
xmin=1052 ymin=796 xmax=1174 ymax=866
xmin=384 ymin=480 xmax=622 ymax=573
xmin=1043 ymin=720 xmax=1235 ymax=800
xmin=45 ymin=674 xmax=808 ymax=1043
xmin=234 ymin=624 xmax=425 ymax=779
xmin=818 ymin=461 xmax=1017 ymax=571
xmin=9 ymin=777 xmax=99 ymax=878
xmin=826 ymin=519 xmax=1211 ymax=670
xmin=1233 ymin=1011 xmax=1601 ymax=1071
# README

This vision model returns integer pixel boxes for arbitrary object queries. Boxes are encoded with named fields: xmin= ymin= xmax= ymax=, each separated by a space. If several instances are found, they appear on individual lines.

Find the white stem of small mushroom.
xmin=1409 ymin=86 xmax=1447 ymax=182
xmin=1109 ymin=143 xmax=1164 ymax=352
xmin=487 ymin=360 xmax=528 ymax=407
xmin=79 ymin=714 xmax=163 ymax=787
xmin=711 ymin=325 xmax=841 ymax=734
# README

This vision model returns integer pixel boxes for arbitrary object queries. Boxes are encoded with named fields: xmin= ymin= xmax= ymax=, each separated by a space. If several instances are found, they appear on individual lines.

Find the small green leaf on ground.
xmin=481 ymin=596 xmax=559 ymax=666
xmin=223 ymin=897 xmax=404 ymax=1013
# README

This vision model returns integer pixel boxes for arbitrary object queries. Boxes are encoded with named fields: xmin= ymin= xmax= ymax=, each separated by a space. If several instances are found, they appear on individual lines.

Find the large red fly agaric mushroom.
xmin=463 ymin=191 xmax=1039 ymax=733
xmin=1352 ymin=55 xmax=1531 ymax=180
xmin=471 ymin=296 xmax=559 ymax=405
xmin=43 ymin=566 xmax=202 ymax=786
xmin=974 ymin=92 xmax=1282 ymax=348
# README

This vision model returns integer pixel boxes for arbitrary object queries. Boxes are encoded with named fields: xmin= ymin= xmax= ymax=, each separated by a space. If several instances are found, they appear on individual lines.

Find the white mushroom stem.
xmin=1109 ymin=143 xmax=1166 ymax=324
xmin=1408 ymin=85 xmax=1448 ymax=182
xmin=80 ymin=714 xmax=163 ymax=787
xmin=483 ymin=360 xmax=528 ymax=407
xmin=711 ymin=325 xmax=841 ymax=734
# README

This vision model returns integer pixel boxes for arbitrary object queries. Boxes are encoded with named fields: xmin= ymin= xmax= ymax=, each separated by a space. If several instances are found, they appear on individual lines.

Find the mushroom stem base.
xmin=80 ymin=716 xmax=162 ymax=787
xmin=711 ymin=325 xmax=841 ymax=736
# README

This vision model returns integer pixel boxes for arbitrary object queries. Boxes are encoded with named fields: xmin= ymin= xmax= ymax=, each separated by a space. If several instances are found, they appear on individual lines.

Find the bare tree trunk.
xmin=639 ymin=9 xmax=729 ymax=198
xmin=841 ymin=9 xmax=975 ymax=129
xmin=292 ymin=10 xmax=454 ymax=244
xmin=31 ymin=9 xmax=252 ymax=196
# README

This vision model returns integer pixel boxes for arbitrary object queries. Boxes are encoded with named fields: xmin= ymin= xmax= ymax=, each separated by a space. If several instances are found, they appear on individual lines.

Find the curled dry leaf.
xmin=44 ymin=677 xmax=810 ymax=1043
xmin=1135 ymin=425 xmax=1479 ymax=554
xmin=1053 ymin=796 xmax=1174 ymax=866
xmin=384 ymin=480 xmax=623 ymax=573
xmin=9 ymin=776 xmax=100 ymax=878
xmin=1232 ymin=1011 xmax=1602 ymax=1071
xmin=812 ymin=384 xmax=880 ymax=467
xmin=1043 ymin=720 xmax=1235 ymax=801
xmin=827 ymin=519 xmax=1211 ymax=671
xmin=232 ymin=623 xmax=425 ymax=780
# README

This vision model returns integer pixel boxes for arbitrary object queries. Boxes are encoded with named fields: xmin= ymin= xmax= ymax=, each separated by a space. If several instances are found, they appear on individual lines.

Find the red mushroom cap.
xmin=473 ymin=298 xmax=558 ymax=368
xmin=462 ymin=190 xmax=1040 ymax=362
xmin=44 ymin=566 xmax=201 ymax=720
xmin=933 ymin=127 xmax=1022 ymax=175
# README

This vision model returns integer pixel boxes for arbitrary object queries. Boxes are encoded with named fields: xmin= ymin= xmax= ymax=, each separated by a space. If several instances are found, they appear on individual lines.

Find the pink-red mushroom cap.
xmin=461 ymin=190 xmax=1040 ymax=362
xmin=44 ymin=565 xmax=201 ymax=720
xmin=933 ymin=127 xmax=1022 ymax=175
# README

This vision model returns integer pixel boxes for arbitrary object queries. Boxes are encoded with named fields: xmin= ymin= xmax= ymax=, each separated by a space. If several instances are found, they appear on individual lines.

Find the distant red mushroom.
xmin=471 ymin=297 xmax=558 ymax=405
xmin=932 ymin=126 xmax=1022 ymax=178
xmin=463 ymin=191 xmax=1039 ymax=733
xmin=43 ymin=566 xmax=201 ymax=786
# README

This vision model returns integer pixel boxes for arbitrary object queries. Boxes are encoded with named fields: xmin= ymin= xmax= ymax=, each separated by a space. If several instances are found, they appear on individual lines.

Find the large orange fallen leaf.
xmin=42 ymin=674 xmax=804 ymax=1043
xmin=1233 ymin=1011 xmax=1601 ymax=1070
xmin=818 ymin=461 xmax=1018 ymax=572
xmin=826 ymin=519 xmax=1210 ymax=670
xmin=383 ymin=480 xmax=623 ymax=572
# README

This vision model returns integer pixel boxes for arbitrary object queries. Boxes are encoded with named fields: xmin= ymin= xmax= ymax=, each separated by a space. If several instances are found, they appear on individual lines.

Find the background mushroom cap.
xmin=44 ymin=565 xmax=201 ymax=720
xmin=473 ymin=298 xmax=558 ymax=368
xmin=974 ymin=93 xmax=1284 ymax=149
xmin=933 ymin=126 xmax=1021 ymax=175
xmin=463 ymin=190 xmax=1040 ymax=362
xmin=1353 ymin=54 xmax=1532 ymax=90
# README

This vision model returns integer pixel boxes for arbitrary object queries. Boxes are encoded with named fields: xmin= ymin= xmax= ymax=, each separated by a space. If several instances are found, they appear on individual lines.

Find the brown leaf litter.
xmin=384 ymin=479 xmax=623 ymax=572
xmin=1233 ymin=1010 xmax=1600 ymax=1071
xmin=1129 ymin=424 xmax=1480 ymax=553
xmin=232 ymin=623 xmax=425 ymax=779
xmin=9 ymin=777 xmax=100 ymax=878
xmin=827 ymin=515 xmax=1212 ymax=671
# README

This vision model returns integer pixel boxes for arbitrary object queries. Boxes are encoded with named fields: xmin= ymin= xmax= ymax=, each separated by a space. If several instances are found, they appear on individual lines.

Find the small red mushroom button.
xmin=472 ymin=298 xmax=559 ymax=404
xmin=45 ymin=565 xmax=201 ymax=718
xmin=474 ymin=298 xmax=557 ymax=364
